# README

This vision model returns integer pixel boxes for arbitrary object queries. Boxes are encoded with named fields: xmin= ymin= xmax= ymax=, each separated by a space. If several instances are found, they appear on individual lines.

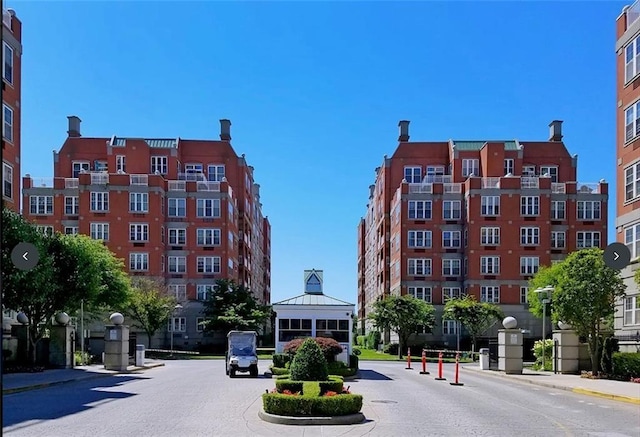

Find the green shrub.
xmin=350 ymin=354 xmax=359 ymax=370
xmin=275 ymin=374 xmax=290 ymax=380
xmin=270 ymin=366 xmax=290 ymax=375
xmin=601 ymin=337 xmax=619 ymax=375
xmin=327 ymin=361 xmax=347 ymax=373
xmin=262 ymin=393 xmax=363 ymax=416
xmin=290 ymin=338 xmax=329 ymax=381
xmin=272 ymin=353 xmax=290 ymax=368
xmin=366 ymin=331 xmax=381 ymax=349
xmin=532 ymin=339 xmax=553 ymax=371
xmin=329 ymin=367 xmax=357 ymax=377
xmin=74 ymin=351 xmax=91 ymax=366
xmin=356 ymin=335 xmax=366 ymax=347
xmin=319 ymin=378 xmax=344 ymax=395
xmin=383 ymin=343 xmax=399 ymax=355
xmin=275 ymin=379 xmax=304 ymax=393
xmin=612 ymin=352 xmax=640 ymax=379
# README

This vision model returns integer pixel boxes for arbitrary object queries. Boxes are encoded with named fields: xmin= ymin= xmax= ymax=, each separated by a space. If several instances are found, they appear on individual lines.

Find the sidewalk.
xmin=462 ymin=363 xmax=640 ymax=405
xmin=2 ymin=360 xmax=165 ymax=395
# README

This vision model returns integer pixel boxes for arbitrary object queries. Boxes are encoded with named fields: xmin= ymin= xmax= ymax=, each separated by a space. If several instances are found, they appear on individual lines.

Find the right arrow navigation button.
xmin=603 ymin=243 xmax=631 ymax=270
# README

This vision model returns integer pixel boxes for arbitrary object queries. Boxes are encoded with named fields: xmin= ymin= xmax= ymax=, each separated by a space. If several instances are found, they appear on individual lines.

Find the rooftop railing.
xmin=65 ymin=178 xmax=79 ymax=189
xmin=409 ymin=183 xmax=433 ymax=194
xmin=2 ymin=10 xmax=11 ymax=29
xmin=443 ymin=182 xmax=462 ymax=193
xmin=197 ymin=181 xmax=221 ymax=192
xmin=551 ymin=182 xmax=566 ymax=194
xmin=168 ymin=180 xmax=186 ymax=191
xmin=90 ymin=172 xmax=108 ymax=185
xmin=576 ymin=183 xmax=601 ymax=194
xmin=521 ymin=177 xmax=539 ymax=189
xmin=481 ymin=177 xmax=500 ymax=188
xmin=130 ymin=174 xmax=148 ymax=186
xmin=29 ymin=177 xmax=54 ymax=188
xmin=628 ymin=0 xmax=640 ymax=28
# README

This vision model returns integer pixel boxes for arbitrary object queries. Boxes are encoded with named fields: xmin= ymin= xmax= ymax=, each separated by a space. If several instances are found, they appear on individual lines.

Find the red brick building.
xmin=357 ymin=120 xmax=608 ymax=348
xmin=2 ymin=8 xmax=22 ymax=212
xmin=615 ymin=3 xmax=640 ymax=351
xmin=22 ymin=117 xmax=271 ymax=349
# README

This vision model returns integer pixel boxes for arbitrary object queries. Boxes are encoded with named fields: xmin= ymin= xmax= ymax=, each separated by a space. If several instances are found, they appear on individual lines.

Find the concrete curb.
xmin=258 ymin=409 xmax=366 ymax=426
xmin=461 ymin=365 xmax=640 ymax=405
xmin=2 ymin=362 xmax=165 ymax=395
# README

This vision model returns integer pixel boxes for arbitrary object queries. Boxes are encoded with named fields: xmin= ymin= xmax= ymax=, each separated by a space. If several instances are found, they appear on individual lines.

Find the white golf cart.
xmin=225 ymin=330 xmax=259 ymax=378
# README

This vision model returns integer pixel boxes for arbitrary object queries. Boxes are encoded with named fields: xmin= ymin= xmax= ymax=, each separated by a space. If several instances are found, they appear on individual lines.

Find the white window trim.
xmin=2 ymin=161 xmax=13 ymax=199
xmin=481 ymin=286 xmax=500 ymax=303
xmin=408 ymin=286 xmax=432 ymax=303
xmin=442 ymin=231 xmax=461 ymax=248
xmin=197 ymin=256 xmax=221 ymax=274
xmin=403 ymin=166 xmax=422 ymax=184
xmin=625 ymin=161 xmax=640 ymax=202
xmin=442 ymin=259 xmax=461 ymax=276
xmin=520 ymin=196 xmax=540 ymax=216
xmin=442 ymin=200 xmax=462 ymax=220
xmin=2 ymin=103 xmax=13 ymax=143
xmin=3 ymin=42 xmax=13 ymax=85
xmin=196 ymin=198 xmax=221 ymax=218
xmin=520 ymin=227 xmax=540 ymax=246
xmin=90 ymin=192 xmax=109 ymax=212
xmin=168 ymin=228 xmax=187 ymax=245
xmin=520 ymin=256 xmax=540 ymax=275
xmin=577 ymin=200 xmax=601 ymax=221
xmin=168 ymin=256 xmax=187 ymax=273
xmin=551 ymin=231 xmax=566 ymax=249
xmin=576 ymin=231 xmax=600 ymax=249
xmin=129 ymin=224 xmax=149 ymax=242
xmin=480 ymin=227 xmax=500 ymax=245
xmin=129 ymin=253 xmax=149 ymax=271
xmin=168 ymin=198 xmax=187 ymax=217
xmin=90 ymin=223 xmax=109 ymax=241
xmin=29 ymin=195 xmax=54 ymax=215
xmin=408 ymin=200 xmax=432 ymax=219
xmin=480 ymin=256 xmax=500 ymax=275
xmin=551 ymin=201 xmax=566 ymax=220
xmin=481 ymin=196 xmax=500 ymax=216
xmin=461 ymin=159 xmax=479 ymax=177
xmin=623 ymin=296 xmax=640 ymax=326
xmin=408 ymin=258 xmax=432 ymax=276
xmin=408 ymin=230 xmax=432 ymax=248
xmin=64 ymin=196 xmax=79 ymax=215
xmin=129 ymin=192 xmax=149 ymax=213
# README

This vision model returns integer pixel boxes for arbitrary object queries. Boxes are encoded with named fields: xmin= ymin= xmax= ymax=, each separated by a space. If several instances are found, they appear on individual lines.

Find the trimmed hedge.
xmin=319 ymin=379 xmax=344 ymax=395
xmin=270 ymin=366 xmax=290 ymax=376
xmin=272 ymin=353 xmax=291 ymax=368
xmin=262 ymin=393 xmax=363 ymax=416
xmin=290 ymin=339 xmax=329 ymax=381
xmin=275 ymin=374 xmax=290 ymax=380
xmin=275 ymin=376 xmax=343 ymax=395
xmin=275 ymin=380 xmax=304 ymax=393
xmin=612 ymin=352 xmax=640 ymax=379
xmin=283 ymin=337 xmax=343 ymax=362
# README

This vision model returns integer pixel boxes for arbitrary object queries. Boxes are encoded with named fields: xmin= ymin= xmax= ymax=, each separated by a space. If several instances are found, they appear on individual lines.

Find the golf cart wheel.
xmin=229 ymin=368 xmax=236 ymax=378
xmin=250 ymin=365 xmax=258 ymax=378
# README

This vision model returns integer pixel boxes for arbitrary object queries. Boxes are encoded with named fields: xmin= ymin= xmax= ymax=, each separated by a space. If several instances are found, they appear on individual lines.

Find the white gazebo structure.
xmin=273 ymin=269 xmax=355 ymax=364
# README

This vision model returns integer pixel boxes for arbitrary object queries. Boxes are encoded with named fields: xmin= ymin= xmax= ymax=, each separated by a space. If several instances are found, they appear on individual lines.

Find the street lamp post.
xmin=169 ymin=304 xmax=183 ymax=355
xmin=534 ymin=285 xmax=554 ymax=371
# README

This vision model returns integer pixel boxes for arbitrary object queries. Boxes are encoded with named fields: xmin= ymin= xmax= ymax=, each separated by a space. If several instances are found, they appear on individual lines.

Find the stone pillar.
xmin=49 ymin=325 xmax=74 ymax=368
xmin=104 ymin=313 xmax=129 ymax=372
xmin=10 ymin=324 xmax=29 ymax=364
xmin=498 ymin=317 xmax=523 ymax=374
xmin=552 ymin=329 xmax=580 ymax=374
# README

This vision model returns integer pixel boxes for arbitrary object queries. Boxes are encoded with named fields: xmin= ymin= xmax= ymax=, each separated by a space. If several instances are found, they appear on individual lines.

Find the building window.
xmin=316 ymin=319 xmax=350 ymax=343
xmin=90 ymin=223 xmax=109 ymax=240
xmin=480 ymin=256 xmax=500 ymax=274
xmin=442 ymin=259 xmax=461 ymax=276
xmin=522 ymin=165 xmax=536 ymax=176
xmin=520 ymin=227 xmax=540 ymax=245
xmin=408 ymin=230 xmax=432 ymax=248
xmin=624 ymin=296 xmax=640 ymax=325
xmin=168 ymin=198 xmax=186 ymax=217
xmin=168 ymin=228 xmax=186 ymax=245
xmin=443 ymin=200 xmax=461 ymax=220
xmin=520 ymin=257 xmax=539 ymax=275
xmin=196 ymin=317 xmax=205 ymax=332
xmin=408 ymin=258 xmax=432 ymax=276
xmin=540 ymin=166 xmax=558 ymax=183
xmin=481 ymin=286 xmax=500 ymax=303
xmin=168 ymin=284 xmax=186 ymax=301
xmin=504 ymin=159 xmax=514 ymax=175
xmin=129 ymin=224 xmax=149 ymax=242
xmin=576 ymin=231 xmax=600 ymax=249
xmin=279 ymin=318 xmax=312 ymax=342
xmin=2 ymin=161 xmax=12 ymax=199
xmin=408 ymin=200 xmax=432 ymax=219
xmin=626 ymin=36 xmax=640 ymax=83
xmin=90 ymin=192 xmax=109 ymax=212
xmin=408 ymin=286 xmax=432 ymax=303
xmin=520 ymin=196 xmax=539 ymax=216
xmin=197 ymin=284 xmax=215 ymax=301
xmin=168 ymin=317 xmax=186 ymax=332
xmin=442 ymin=287 xmax=461 ymax=301
xmin=196 ymin=198 xmax=221 ymax=218
xmin=3 ymin=42 xmax=13 ymax=84
xmin=480 ymin=227 xmax=500 ymax=245
xmin=551 ymin=231 xmax=566 ymax=249
xmin=462 ymin=159 xmax=479 ymax=177
xmin=2 ymin=104 xmax=13 ymax=142
xmin=481 ymin=196 xmax=500 ymax=216
xmin=577 ymin=201 xmax=601 ymax=220
xmin=197 ymin=228 xmax=221 ymax=246
xmin=64 ymin=196 xmax=79 ymax=215
xmin=64 ymin=226 xmax=78 ymax=235
xmin=520 ymin=286 xmax=528 ymax=305
xmin=627 ymin=100 xmax=640 ymax=143
xmin=168 ymin=256 xmax=187 ymax=273
xmin=626 ymin=224 xmax=640 ymax=259
xmin=72 ymin=161 xmax=90 ymax=178
xmin=197 ymin=256 xmax=221 ymax=274
xmin=151 ymin=156 xmax=168 ymax=174
xmin=129 ymin=253 xmax=149 ymax=271
xmin=94 ymin=161 xmax=108 ymax=172
xmin=442 ymin=231 xmax=461 ymax=248
xmin=29 ymin=195 xmax=53 ymax=215
xmin=116 ymin=155 xmax=126 ymax=173
xmin=443 ymin=320 xmax=457 ymax=335
xmin=551 ymin=201 xmax=565 ymax=220
xmin=208 ymin=165 xmax=225 ymax=182
xmin=404 ymin=166 xmax=422 ymax=183
xmin=36 ymin=225 xmax=54 ymax=236
xmin=129 ymin=193 xmax=149 ymax=212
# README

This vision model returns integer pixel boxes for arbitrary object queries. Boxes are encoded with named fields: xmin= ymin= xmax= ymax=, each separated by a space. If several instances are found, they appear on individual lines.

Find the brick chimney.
xmin=67 ymin=116 xmax=81 ymax=137
xmin=549 ymin=120 xmax=563 ymax=142
xmin=220 ymin=119 xmax=231 ymax=141
xmin=398 ymin=120 xmax=410 ymax=142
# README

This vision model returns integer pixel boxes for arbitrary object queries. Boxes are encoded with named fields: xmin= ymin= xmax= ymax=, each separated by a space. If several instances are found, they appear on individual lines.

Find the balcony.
xmin=168 ymin=180 xmax=186 ymax=191
xmin=3 ymin=9 xmax=11 ymax=29
xmin=423 ymin=175 xmax=452 ymax=184
xmin=90 ymin=172 xmax=109 ymax=185
xmin=481 ymin=177 xmax=500 ymax=188
xmin=65 ymin=178 xmax=79 ymax=189
xmin=130 ymin=174 xmax=148 ymax=186
xmin=576 ymin=183 xmax=601 ymax=194
xmin=409 ymin=183 xmax=433 ymax=194
xmin=29 ymin=177 xmax=54 ymax=188
xmin=521 ymin=177 xmax=539 ymax=189
xmin=443 ymin=183 xmax=462 ymax=193
xmin=197 ymin=181 xmax=220 ymax=192
xmin=178 ymin=172 xmax=206 ymax=181
xmin=551 ymin=183 xmax=566 ymax=194
xmin=628 ymin=0 xmax=640 ymax=28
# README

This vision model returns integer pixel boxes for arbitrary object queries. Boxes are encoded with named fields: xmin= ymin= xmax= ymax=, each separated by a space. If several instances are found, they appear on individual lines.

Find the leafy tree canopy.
xmin=442 ymin=295 xmax=504 ymax=351
xmin=124 ymin=277 xmax=176 ymax=346
xmin=527 ymin=263 xmax=563 ymax=322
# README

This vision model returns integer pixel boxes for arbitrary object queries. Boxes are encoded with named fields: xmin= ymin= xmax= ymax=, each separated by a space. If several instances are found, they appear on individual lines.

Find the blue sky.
xmin=8 ymin=0 xmax=626 ymax=304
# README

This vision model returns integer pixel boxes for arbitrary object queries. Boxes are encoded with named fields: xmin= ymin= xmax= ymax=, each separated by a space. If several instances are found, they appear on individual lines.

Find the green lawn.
xmin=357 ymin=348 xmax=473 ymax=363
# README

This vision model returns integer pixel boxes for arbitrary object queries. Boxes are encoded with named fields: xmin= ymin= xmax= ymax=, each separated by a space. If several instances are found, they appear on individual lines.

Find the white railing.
xmin=196 ymin=181 xmax=220 ymax=192
xmin=3 ymin=10 xmax=11 ymax=29
xmin=90 ymin=172 xmax=108 ymax=185
xmin=482 ymin=177 xmax=500 ymax=188
xmin=423 ymin=175 xmax=452 ymax=184
xmin=576 ymin=183 xmax=600 ymax=194
xmin=65 ymin=178 xmax=79 ymax=189
xmin=551 ymin=183 xmax=566 ymax=194
xmin=409 ymin=183 xmax=433 ymax=194
xmin=628 ymin=0 xmax=640 ymax=28
xmin=130 ymin=174 xmax=148 ymax=186
xmin=521 ymin=177 xmax=539 ymax=189
xmin=168 ymin=180 xmax=186 ymax=191
xmin=178 ymin=172 xmax=206 ymax=181
xmin=443 ymin=183 xmax=462 ymax=193
xmin=30 ymin=177 xmax=54 ymax=188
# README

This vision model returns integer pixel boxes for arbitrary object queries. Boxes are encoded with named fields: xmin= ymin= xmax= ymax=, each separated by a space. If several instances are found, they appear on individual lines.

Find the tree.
xmin=527 ymin=263 xmax=563 ymax=323
xmin=531 ymin=248 xmax=625 ymax=375
xmin=368 ymin=295 xmax=436 ymax=359
xmin=201 ymin=279 xmax=271 ymax=333
xmin=124 ymin=278 xmax=176 ymax=347
xmin=1 ymin=208 xmax=132 ymax=365
xmin=443 ymin=295 xmax=504 ymax=353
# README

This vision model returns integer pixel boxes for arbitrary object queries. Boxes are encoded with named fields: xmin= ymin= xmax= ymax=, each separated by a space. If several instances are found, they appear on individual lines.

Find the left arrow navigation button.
xmin=11 ymin=243 xmax=40 ymax=271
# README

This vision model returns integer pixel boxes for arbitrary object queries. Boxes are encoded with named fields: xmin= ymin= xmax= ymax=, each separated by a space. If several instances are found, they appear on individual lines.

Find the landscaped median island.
xmin=260 ymin=338 xmax=365 ymax=425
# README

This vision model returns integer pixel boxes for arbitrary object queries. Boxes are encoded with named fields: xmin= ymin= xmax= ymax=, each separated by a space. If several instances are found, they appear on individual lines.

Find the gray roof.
xmin=452 ymin=140 xmax=519 ymax=151
xmin=273 ymin=292 xmax=354 ymax=306
xmin=111 ymin=137 xmax=178 ymax=149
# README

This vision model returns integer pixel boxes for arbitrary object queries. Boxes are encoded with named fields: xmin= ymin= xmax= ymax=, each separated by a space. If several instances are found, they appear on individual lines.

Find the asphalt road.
xmin=3 ymin=360 xmax=639 ymax=436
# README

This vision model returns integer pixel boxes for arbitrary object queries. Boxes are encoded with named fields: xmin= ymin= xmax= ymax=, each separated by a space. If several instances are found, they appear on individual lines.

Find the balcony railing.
xmin=177 ymin=172 xmax=206 ymax=181
xmin=551 ymin=183 xmax=566 ymax=194
xmin=521 ymin=177 xmax=539 ymax=189
xmin=90 ymin=172 xmax=109 ymax=185
xmin=409 ymin=183 xmax=433 ymax=194
xmin=628 ymin=0 xmax=640 ymax=28
xmin=443 ymin=183 xmax=462 ymax=193
xmin=130 ymin=174 xmax=148 ymax=186
xmin=30 ymin=177 xmax=54 ymax=188
xmin=576 ymin=183 xmax=601 ymax=194
xmin=65 ymin=178 xmax=79 ymax=189
xmin=3 ymin=10 xmax=11 ymax=29
xmin=423 ymin=175 xmax=452 ymax=184
xmin=196 ymin=181 xmax=221 ymax=192
xmin=481 ymin=177 xmax=500 ymax=188
xmin=168 ymin=180 xmax=186 ymax=191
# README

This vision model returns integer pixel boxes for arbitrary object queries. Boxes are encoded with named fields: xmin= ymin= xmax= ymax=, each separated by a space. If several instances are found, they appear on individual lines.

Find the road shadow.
xmin=2 ymin=374 xmax=149 ymax=428
xmin=353 ymin=369 xmax=393 ymax=381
